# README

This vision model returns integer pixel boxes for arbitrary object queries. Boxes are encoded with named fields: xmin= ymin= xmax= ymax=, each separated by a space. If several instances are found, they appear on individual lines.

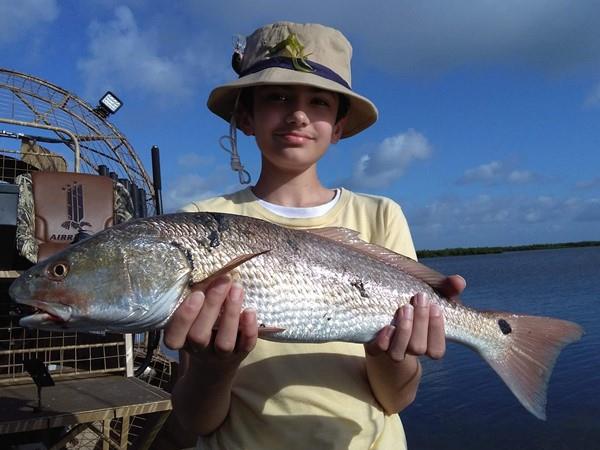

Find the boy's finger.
xmin=407 ymin=294 xmax=430 ymax=355
xmin=213 ymin=282 xmax=245 ymax=354
xmin=187 ymin=275 xmax=232 ymax=347
xmin=163 ymin=290 xmax=205 ymax=350
xmin=364 ymin=325 xmax=395 ymax=356
xmin=388 ymin=305 xmax=413 ymax=361
xmin=427 ymin=304 xmax=446 ymax=359
xmin=237 ymin=308 xmax=259 ymax=354
xmin=438 ymin=275 xmax=466 ymax=298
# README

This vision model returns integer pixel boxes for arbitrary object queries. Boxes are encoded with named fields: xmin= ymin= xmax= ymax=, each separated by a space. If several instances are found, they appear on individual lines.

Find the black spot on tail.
xmin=498 ymin=318 xmax=512 ymax=335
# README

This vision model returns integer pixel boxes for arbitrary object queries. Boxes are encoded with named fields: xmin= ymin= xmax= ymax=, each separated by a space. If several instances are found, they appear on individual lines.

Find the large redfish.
xmin=9 ymin=212 xmax=582 ymax=419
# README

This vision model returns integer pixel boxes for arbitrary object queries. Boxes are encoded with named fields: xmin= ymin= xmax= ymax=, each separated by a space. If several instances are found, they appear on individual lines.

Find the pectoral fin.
xmin=258 ymin=326 xmax=286 ymax=336
xmin=190 ymin=250 xmax=270 ymax=287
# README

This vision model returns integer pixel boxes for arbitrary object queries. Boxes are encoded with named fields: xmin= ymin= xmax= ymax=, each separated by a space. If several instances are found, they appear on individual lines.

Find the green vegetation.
xmin=417 ymin=241 xmax=600 ymax=259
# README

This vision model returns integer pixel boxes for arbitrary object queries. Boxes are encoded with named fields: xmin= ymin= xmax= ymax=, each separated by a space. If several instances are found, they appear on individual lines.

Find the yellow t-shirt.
xmin=182 ymin=187 xmax=416 ymax=450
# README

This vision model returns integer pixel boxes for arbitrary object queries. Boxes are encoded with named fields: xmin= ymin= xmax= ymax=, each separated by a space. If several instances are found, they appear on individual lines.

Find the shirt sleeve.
xmin=381 ymin=199 xmax=418 ymax=261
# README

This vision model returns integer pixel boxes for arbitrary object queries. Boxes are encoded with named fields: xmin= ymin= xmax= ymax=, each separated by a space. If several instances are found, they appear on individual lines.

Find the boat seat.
xmin=15 ymin=171 xmax=134 ymax=263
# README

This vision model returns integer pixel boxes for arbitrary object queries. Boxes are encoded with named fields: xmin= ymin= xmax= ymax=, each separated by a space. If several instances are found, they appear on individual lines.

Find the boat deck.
xmin=0 ymin=375 xmax=172 ymax=449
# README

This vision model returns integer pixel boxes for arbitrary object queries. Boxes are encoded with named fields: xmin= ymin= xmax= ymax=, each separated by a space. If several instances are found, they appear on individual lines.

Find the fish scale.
xmin=9 ymin=212 xmax=583 ymax=419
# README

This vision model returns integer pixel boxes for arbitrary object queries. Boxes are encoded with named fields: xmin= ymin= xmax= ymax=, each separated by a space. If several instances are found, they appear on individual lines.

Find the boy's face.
xmin=240 ymin=85 xmax=346 ymax=174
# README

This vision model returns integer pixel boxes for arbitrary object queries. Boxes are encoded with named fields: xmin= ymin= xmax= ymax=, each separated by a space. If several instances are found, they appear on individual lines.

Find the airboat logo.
xmin=49 ymin=181 xmax=92 ymax=241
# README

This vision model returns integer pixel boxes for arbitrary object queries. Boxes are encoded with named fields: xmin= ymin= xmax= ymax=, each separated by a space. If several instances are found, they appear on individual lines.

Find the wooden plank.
xmin=120 ymin=415 xmax=131 ymax=449
xmin=103 ymin=418 xmax=111 ymax=450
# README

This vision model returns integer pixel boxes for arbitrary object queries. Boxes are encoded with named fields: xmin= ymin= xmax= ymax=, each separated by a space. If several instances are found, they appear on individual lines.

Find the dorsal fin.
xmin=305 ymin=227 xmax=458 ymax=300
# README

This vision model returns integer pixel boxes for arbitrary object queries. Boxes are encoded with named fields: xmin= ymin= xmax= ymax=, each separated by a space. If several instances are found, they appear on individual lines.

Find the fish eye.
xmin=47 ymin=261 xmax=70 ymax=280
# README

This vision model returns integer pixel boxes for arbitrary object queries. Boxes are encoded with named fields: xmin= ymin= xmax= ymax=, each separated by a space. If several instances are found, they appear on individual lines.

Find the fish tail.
xmin=479 ymin=314 xmax=583 ymax=420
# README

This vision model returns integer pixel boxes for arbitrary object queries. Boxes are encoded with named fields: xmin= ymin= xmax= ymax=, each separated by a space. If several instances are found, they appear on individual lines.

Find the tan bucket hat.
xmin=207 ymin=21 xmax=378 ymax=138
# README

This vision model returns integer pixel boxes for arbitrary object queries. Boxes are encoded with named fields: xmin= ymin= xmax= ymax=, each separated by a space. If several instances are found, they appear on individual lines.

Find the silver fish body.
xmin=9 ymin=212 xmax=583 ymax=419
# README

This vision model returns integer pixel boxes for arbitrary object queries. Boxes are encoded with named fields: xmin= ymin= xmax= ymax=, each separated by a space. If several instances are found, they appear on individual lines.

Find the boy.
xmin=165 ymin=22 xmax=464 ymax=449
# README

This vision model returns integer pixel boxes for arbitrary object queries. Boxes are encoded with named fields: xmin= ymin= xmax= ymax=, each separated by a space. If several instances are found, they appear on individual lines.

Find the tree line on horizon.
xmin=416 ymin=240 xmax=600 ymax=258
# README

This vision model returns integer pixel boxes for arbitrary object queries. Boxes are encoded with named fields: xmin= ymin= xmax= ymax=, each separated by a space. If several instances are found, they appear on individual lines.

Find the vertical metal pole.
xmin=128 ymin=181 xmax=140 ymax=218
xmin=136 ymin=187 xmax=147 ymax=218
xmin=151 ymin=146 xmax=163 ymax=215
xmin=133 ymin=146 xmax=165 ymax=381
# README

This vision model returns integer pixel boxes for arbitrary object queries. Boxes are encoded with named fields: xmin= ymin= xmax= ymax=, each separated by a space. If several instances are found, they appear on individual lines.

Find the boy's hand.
xmin=166 ymin=275 xmax=257 ymax=436
xmin=164 ymin=275 xmax=258 ymax=370
xmin=363 ymin=275 xmax=465 ymax=413
xmin=365 ymin=274 xmax=466 ymax=361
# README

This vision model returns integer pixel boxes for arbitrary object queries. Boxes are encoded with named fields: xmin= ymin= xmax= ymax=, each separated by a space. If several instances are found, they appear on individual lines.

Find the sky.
xmin=1 ymin=0 xmax=599 ymax=250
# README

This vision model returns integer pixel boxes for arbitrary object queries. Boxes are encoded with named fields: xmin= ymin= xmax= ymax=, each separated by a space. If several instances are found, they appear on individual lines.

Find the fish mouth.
xmin=15 ymin=300 xmax=73 ymax=327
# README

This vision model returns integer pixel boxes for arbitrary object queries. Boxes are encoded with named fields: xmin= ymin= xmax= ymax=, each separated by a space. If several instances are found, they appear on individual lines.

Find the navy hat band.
xmin=239 ymin=56 xmax=351 ymax=90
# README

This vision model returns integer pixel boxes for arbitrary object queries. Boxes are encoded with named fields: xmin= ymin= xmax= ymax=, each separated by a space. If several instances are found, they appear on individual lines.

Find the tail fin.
xmin=480 ymin=314 xmax=583 ymax=420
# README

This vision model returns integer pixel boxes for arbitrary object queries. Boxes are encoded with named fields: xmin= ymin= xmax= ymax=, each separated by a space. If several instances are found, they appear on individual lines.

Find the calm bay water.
xmin=402 ymin=246 xmax=600 ymax=450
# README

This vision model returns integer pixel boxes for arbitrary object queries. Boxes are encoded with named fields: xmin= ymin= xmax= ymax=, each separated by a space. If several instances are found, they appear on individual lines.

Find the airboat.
xmin=0 ymin=68 xmax=181 ymax=449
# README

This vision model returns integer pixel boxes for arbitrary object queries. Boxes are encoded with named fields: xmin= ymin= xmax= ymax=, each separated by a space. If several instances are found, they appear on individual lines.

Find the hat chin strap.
xmin=219 ymin=93 xmax=251 ymax=185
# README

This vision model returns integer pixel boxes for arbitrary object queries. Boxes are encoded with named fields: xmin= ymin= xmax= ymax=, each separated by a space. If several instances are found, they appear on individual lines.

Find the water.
xmin=401 ymin=247 xmax=600 ymax=450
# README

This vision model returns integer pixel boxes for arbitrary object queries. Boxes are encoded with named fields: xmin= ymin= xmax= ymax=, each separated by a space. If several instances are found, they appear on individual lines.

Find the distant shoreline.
xmin=417 ymin=241 xmax=600 ymax=258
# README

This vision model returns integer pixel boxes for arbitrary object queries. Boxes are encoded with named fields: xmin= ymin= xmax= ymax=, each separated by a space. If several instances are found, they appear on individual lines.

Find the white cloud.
xmin=576 ymin=177 xmax=600 ymax=189
xmin=507 ymin=170 xmax=535 ymax=183
xmin=458 ymin=161 xmax=537 ymax=185
xmin=164 ymin=174 xmax=219 ymax=212
xmin=412 ymin=194 xmax=565 ymax=229
xmin=192 ymin=1 xmax=600 ymax=75
xmin=409 ymin=193 xmax=600 ymax=248
xmin=0 ymin=0 xmax=58 ymax=45
xmin=459 ymin=161 xmax=503 ymax=184
xmin=163 ymin=171 xmax=240 ymax=212
xmin=346 ymin=129 xmax=432 ymax=189
xmin=77 ymin=6 xmax=225 ymax=102
xmin=356 ymin=1 xmax=600 ymax=75
xmin=574 ymin=198 xmax=600 ymax=221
